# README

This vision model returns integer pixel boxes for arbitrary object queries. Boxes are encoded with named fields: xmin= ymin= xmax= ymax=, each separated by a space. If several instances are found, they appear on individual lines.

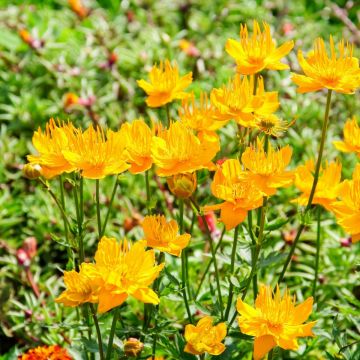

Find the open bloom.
xmin=27 ymin=119 xmax=76 ymax=179
xmin=333 ymin=116 xmax=360 ymax=157
xmin=254 ymin=114 xmax=293 ymax=137
xmin=292 ymin=36 xmax=360 ymax=93
xmin=119 ymin=119 xmax=153 ymax=174
xmin=292 ymin=160 xmax=342 ymax=210
xmin=226 ymin=20 xmax=294 ymax=75
xmin=203 ymin=159 xmax=264 ymax=230
xmin=241 ymin=139 xmax=293 ymax=196
xmin=237 ymin=285 xmax=316 ymax=360
xmin=151 ymin=121 xmax=219 ymax=176
xmin=210 ymin=75 xmax=279 ymax=127
xmin=18 ymin=345 xmax=73 ymax=360
xmin=184 ymin=316 xmax=226 ymax=356
xmin=137 ymin=60 xmax=192 ymax=107
xmin=142 ymin=215 xmax=191 ymax=256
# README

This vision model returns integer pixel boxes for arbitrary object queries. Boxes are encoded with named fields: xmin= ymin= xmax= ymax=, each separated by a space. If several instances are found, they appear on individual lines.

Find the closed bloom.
xmin=292 ymin=160 xmax=342 ymax=210
xmin=184 ymin=316 xmax=227 ymax=356
xmin=333 ymin=116 xmax=360 ymax=157
xmin=22 ymin=163 xmax=43 ymax=180
xmin=119 ymin=119 xmax=153 ymax=174
xmin=237 ymin=285 xmax=316 ymax=360
xmin=142 ymin=215 xmax=191 ymax=256
xmin=292 ymin=36 xmax=360 ymax=93
xmin=124 ymin=338 xmax=144 ymax=357
xmin=137 ymin=60 xmax=192 ymax=107
xmin=226 ymin=20 xmax=294 ymax=75
xmin=167 ymin=172 xmax=197 ymax=199
xmin=203 ymin=159 xmax=263 ymax=230
xmin=18 ymin=345 xmax=73 ymax=360
xmin=241 ymin=139 xmax=294 ymax=196
xmin=151 ymin=121 xmax=219 ymax=176
xmin=27 ymin=119 xmax=76 ymax=179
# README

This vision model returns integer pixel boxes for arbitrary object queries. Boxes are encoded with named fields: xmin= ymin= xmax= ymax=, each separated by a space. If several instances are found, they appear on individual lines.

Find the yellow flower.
xmin=142 ymin=215 xmax=191 ymax=256
xmin=137 ymin=60 xmax=192 ymax=107
xmin=254 ymin=114 xmax=293 ymax=137
xmin=237 ymin=285 xmax=316 ymax=360
xmin=167 ymin=172 xmax=197 ymax=199
xmin=333 ymin=116 xmax=360 ymax=157
xmin=119 ymin=119 xmax=153 ymax=174
xmin=226 ymin=20 xmax=294 ymax=75
xmin=124 ymin=338 xmax=144 ymax=357
xmin=292 ymin=160 xmax=342 ymax=210
xmin=210 ymin=75 xmax=279 ymax=127
xmin=292 ymin=36 xmax=360 ymax=93
xmin=203 ymin=159 xmax=263 ymax=230
xmin=68 ymin=0 xmax=88 ymax=18
xmin=241 ymin=139 xmax=294 ymax=196
xmin=184 ymin=316 xmax=227 ymax=356
xmin=151 ymin=121 xmax=219 ymax=176
xmin=18 ymin=345 xmax=73 ymax=360
xmin=27 ymin=119 xmax=76 ymax=179
xmin=63 ymin=125 xmax=130 ymax=179
xmin=22 ymin=163 xmax=43 ymax=180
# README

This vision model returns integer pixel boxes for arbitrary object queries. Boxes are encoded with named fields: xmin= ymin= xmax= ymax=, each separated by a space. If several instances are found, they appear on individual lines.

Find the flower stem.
xmin=145 ymin=171 xmax=152 ymax=214
xmin=101 ymin=176 xmax=119 ymax=238
xmin=105 ymin=307 xmax=119 ymax=360
xmin=89 ymin=304 xmax=105 ymax=360
xmin=278 ymin=89 xmax=332 ymax=284
xmin=268 ymin=349 xmax=273 ymax=360
xmin=165 ymin=103 xmax=171 ymax=128
xmin=96 ymin=179 xmax=102 ymax=239
xmin=312 ymin=206 xmax=321 ymax=300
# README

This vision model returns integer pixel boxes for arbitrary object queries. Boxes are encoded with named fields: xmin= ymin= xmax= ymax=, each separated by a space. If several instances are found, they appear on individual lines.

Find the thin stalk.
xmin=101 ymin=176 xmax=119 ymax=237
xmin=268 ymin=349 xmax=273 ymax=360
xmin=165 ymin=103 xmax=171 ymax=128
xmin=145 ymin=171 xmax=151 ymax=214
xmin=312 ymin=206 xmax=321 ymax=299
xmin=89 ymin=304 xmax=105 ymax=360
xmin=105 ymin=307 xmax=119 ymax=360
xmin=278 ymin=89 xmax=333 ymax=284
xmin=96 ymin=179 xmax=102 ymax=239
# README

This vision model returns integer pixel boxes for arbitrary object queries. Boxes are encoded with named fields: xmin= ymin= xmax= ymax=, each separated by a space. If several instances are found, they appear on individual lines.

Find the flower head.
xmin=18 ymin=345 xmax=73 ymax=360
xmin=237 ymin=285 xmax=316 ymax=360
xmin=167 ymin=172 xmax=197 ymax=199
xmin=124 ymin=338 xmax=144 ymax=357
xmin=184 ymin=316 xmax=227 ymax=356
xmin=333 ymin=116 xmax=360 ymax=157
xmin=292 ymin=36 xmax=360 ymax=93
xmin=226 ymin=20 xmax=294 ymax=75
xmin=137 ymin=60 xmax=192 ymax=107
xmin=151 ymin=121 xmax=219 ymax=176
xmin=22 ymin=163 xmax=43 ymax=180
xmin=68 ymin=0 xmax=89 ymax=18
xmin=63 ymin=93 xmax=80 ymax=110
xmin=254 ymin=114 xmax=293 ymax=137
xmin=142 ymin=215 xmax=190 ymax=256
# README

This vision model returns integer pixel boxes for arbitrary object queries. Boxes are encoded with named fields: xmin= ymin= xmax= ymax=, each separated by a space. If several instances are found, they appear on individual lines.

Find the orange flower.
xmin=142 ymin=215 xmax=191 ymax=256
xmin=167 ymin=172 xmax=197 ymax=199
xmin=184 ymin=316 xmax=227 ymax=356
xmin=63 ymin=93 xmax=79 ymax=110
xmin=68 ymin=0 xmax=89 ymax=18
xmin=333 ymin=116 xmax=360 ymax=157
xmin=292 ymin=36 xmax=360 ymax=93
xmin=237 ymin=285 xmax=316 ymax=360
xmin=137 ymin=60 xmax=192 ymax=107
xmin=226 ymin=20 xmax=294 ymax=75
xmin=19 ymin=29 xmax=33 ymax=45
xmin=18 ymin=345 xmax=73 ymax=360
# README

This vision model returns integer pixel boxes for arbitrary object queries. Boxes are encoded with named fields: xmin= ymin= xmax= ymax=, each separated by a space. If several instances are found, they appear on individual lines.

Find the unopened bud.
xmin=167 ymin=172 xmax=197 ymax=199
xmin=23 ymin=164 xmax=42 ymax=179
xmin=124 ymin=338 xmax=144 ymax=357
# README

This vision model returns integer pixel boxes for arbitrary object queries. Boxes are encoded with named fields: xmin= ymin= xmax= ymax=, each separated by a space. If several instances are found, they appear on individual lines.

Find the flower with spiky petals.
xmin=210 ymin=75 xmax=279 ymax=127
xmin=241 ymin=139 xmax=294 ymax=196
xmin=237 ymin=285 xmax=316 ymax=360
xmin=151 ymin=121 xmax=219 ymax=176
xmin=18 ymin=345 xmax=73 ymax=360
xmin=63 ymin=125 xmax=130 ymax=179
xmin=137 ymin=60 xmax=192 ymax=107
xmin=203 ymin=159 xmax=264 ymax=230
xmin=254 ymin=114 xmax=294 ymax=137
xmin=292 ymin=36 xmax=360 ymax=93
xmin=226 ymin=20 xmax=294 ymax=75
xmin=333 ymin=116 xmax=360 ymax=157
xmin=27 ymin=118 xmax=76 ymax=179
xmin=142 ymin=215 xmax=191 ymax=256
xmin=292 ymin=160 xmax=342 ymax=210
xmin=118 ymin=119 xmax=153 ymax=174
xmin=184 ymin=316 xmax=227 ymax=356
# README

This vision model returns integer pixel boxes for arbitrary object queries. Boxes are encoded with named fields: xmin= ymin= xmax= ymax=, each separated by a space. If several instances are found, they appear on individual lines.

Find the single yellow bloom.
xmin=167 ymin=172 xmax=197 ymax=199
xmin=254 ymin=113 xmax=293 ymax=137
xmin=118 ymin=119 xmax=153 ymax=174
xmin=226 ymin=20 xmax=294 ymax=75
xmin=142 ymin=215 xmax=191 ymax=256
xmin=237 ymin=285 xmax=316 ymax=360
xmin=241 ymin=139 xmax=294 ymax=196
xmin=210 ymin=75 xmax=279 ymax=127
xmin=333 ymin=116 xmax=360 ymax=157
xmin=184 ymin=316 xmax=227 ymax=356
xmin=203 ymin=159 xmax=264 ymax=230
xmin=292 ymin=36 xmax=360 ymax=94
xmin=124 ymin=338 xmax=144 ymax=357
xmin=27 ymin=118 xmax=76 ymax=179
xmin=292 ymin=160 xmax=342 ymax=211
xmin=63 ymin=125 xmax=130 ymax=179
xmin=22 ymin=163 xmax=43 ymax=180
xmin=137 ymin=60 xmax=192 ymax=108
xmin=151 ymin=121 xmax=219 ymax=176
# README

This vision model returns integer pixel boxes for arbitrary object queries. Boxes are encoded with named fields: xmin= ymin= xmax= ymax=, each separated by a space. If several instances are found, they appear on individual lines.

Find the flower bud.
xmin=167 ymin=172 xmax=197 ymax=199
xmin=124 ymin=338 xmax=144 ymax=357
xmin=23 ymin=164 xmax=42 ymax=179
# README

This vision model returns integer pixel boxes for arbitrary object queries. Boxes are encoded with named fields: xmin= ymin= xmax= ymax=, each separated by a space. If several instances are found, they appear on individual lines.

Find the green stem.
xmin=145 ymin=171 xmax=151 ymax=214
xmin=312 ymin=206 xmax=321 ymax=300
xmin=105 ymin=307 xmax=119 ymax=360
xmin=89 ymin=304 xmax=105 ymax=360
xmin=268 ymin=349 xmax=273 ymax=360
xmin=101 ymin=176 xmax=119 ymax=238
xmin=165 ymin=103 xmax=171 ymax=128
xmin=96 ymin=179 xmax=102 ymax=239
xmin=278 ymin=89 xmax=332 ymax=284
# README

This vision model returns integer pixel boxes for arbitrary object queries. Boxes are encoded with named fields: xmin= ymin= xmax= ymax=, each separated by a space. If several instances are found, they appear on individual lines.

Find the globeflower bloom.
xmin=18 ymin=345 xmax=73 ymax=360
xmin=137 ymin=60 xmax=192 ymax=107
xmin=237 ymin=285 xmax=316 ymax=360
xmin=167 ymin=172 xmax=197 ymax=199
xmin=292 ymin=36 xmax=360 ymax=94
xmin=151 ymin=121 xmax=219 ymax=176
xmin=203 ymin=159 xmax=263 ymax=230
xmin=254 ymin=114 xmax=293 ymax=137
xmin=333 ymin=116 xmax=360 ymax=157
xmin=225 ymin=20 xmax=294 ymax=75
xmin=184 ymin=316 xmax=227 ymax=356
xmin=292 ymin=160 xmax=342 ymax=210
xmin=142 ymin=215 xmax=191 ymax=256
